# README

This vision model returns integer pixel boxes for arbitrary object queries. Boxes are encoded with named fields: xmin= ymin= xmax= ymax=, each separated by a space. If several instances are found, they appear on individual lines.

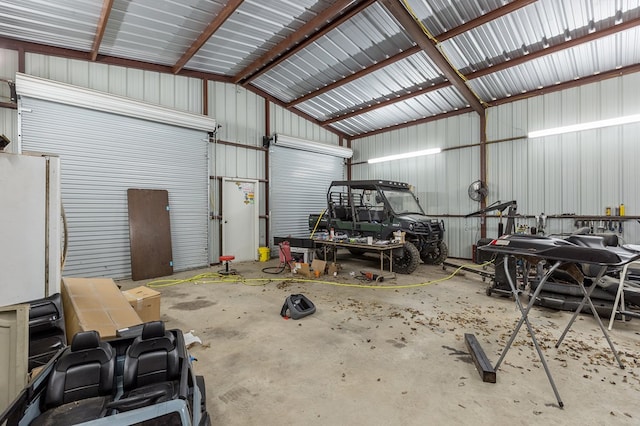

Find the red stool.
xmin=219 ymin=255 xmax=236 ymax=275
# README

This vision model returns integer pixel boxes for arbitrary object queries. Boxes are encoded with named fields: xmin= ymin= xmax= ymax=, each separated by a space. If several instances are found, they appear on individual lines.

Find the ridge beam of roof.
xmin=438 ymin=0 xmax=537 ymax=41
xmin=237 ymin=0 xmax=376 ymax=85
xmin=172 ymin=0 xmax=244 ymax=74
xmin=90 ymin=0 xmax=114 ymax=61
xmin=287 ymin=0 xmax=535 ymax=108
xmin=233 ymin=0 xmax=357 ymax=84
xmin=379 ymin=0 xmax=484 ymax=115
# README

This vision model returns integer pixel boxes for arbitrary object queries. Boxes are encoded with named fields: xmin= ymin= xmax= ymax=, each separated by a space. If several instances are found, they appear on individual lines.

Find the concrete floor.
xmin=118 ymin=253 xmax=640 ymax=425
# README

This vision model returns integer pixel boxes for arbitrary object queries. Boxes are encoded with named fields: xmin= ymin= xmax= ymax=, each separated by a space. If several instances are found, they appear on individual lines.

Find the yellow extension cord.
xmin=145 ymin=260 xmax=493 ymax=291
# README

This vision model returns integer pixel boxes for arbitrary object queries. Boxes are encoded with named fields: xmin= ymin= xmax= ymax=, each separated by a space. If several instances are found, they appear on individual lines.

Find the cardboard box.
xmin=294 ymin=262 xmax=312 ymax=278
xmin=327 ymin=262 xmax=340 ymax=276
xmin=62 ymin=277 xmax=142 ymax=342
xmin=122 ymin=286 xmax=161 ymax=323
xmin=311 ymin=259 xmax=327 ymax=276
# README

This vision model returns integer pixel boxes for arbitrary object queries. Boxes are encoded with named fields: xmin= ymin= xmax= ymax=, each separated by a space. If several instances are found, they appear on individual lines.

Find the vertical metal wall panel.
xmin=20 ymin=97 xmax=209 ymax=278
xmin=0 ymin=48 xmax=18 ymax=152
xmin=487 ymin=73 xmax=640 ymax=244
xmin=351 ymin=112 xmax=480 ymax=258
xmin=207 ymin=81 xmax=267 ymax=262
xmin=269 ymin=146 xmax=345 ymax=245
xmin=25 ymin=53 xmax=202 ymax=113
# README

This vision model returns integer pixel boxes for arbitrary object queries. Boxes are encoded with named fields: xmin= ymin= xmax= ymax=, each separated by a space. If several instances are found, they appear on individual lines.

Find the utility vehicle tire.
xmin=315 ymin=246 xmax=337 ymax=261
xmin=421 ymin=241 xmax=448 ymax=265
xmin=348 ymin=248 xmax=366 ymax=256
xmin=393 ymin=242 xmax=420 ymax=274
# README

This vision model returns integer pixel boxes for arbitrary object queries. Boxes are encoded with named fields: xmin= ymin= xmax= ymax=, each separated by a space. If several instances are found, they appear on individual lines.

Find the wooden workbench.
xmin=313 ymin=239 xmax=404 ymax=273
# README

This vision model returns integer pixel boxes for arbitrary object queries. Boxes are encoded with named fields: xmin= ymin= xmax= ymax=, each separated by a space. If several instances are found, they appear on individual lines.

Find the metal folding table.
xmin=478 ymin=234 xmax=640 ymax=407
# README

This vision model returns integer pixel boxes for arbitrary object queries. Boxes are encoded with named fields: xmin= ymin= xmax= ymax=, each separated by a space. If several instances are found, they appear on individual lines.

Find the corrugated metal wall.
xmin=351 ymin=113 xmax=481 ymax=258
xmin=5 ymin=47 xmax=640 ymax=260
xmin=486 ymin=73 xmax=640 ymax=245
xmin=25 ymin=53 xmax=203 ymax=113
xmin=0 ymin=48 xmax=18 ymax=153
xmin=206 ymin=86 xmax=340 ymax=263
xmin=20 ymin=96 xmax=209 ymax=278
xmin=207 ymin=81 xmax=266 ymax=263
xmin=353 ymin=74 xmax=640 ymax=258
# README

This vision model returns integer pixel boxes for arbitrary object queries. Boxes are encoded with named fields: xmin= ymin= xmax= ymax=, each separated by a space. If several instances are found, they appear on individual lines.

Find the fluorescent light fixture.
xmin=368 ymin=147 xmax=441 ymax=164
xmin=528 ymin=113 xmax=640 ymax=139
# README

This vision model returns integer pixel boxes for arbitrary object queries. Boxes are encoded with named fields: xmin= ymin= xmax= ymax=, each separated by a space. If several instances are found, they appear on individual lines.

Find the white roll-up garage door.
xmin=269 ymin=135 xmax=352 ymax=245
xmin=17 ymin=74 xmax=213 ymax=279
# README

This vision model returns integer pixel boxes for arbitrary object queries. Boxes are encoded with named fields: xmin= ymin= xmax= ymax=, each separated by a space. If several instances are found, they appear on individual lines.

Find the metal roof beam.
xmin=287 ymin=46 xmax=421 ymax=108
xmin=349 ymin=107 xmax=474 ymax=140
xmin=90 ymin=0 xmax=114 ymax=61
xmin=287 ymin=0 xmax=535 ymax=108
xmin=322 ymin=81 xmax=449 ymax=125
xmin=467 ymin=15 xmax=640 ymax=80
xmin=348 ymin=63 xmax=640 ymax=139
xmin=0 ymin=36 xmax=348 ymax=140
xmin=380 ymin=0 xmax=484 ymax=115
xmin=238 ymin=0 xmax=375 ymax=85
xmin=437 ymin=0 xmax=536 ymax=41
xmin=321 ymin=15 xmax=640 ymax=128
xmin=490 ymin=63 xmax=640 ymax=107
xmin=172 ymin=0 xmax=244 ymax=74
xmin=232 ymin=0 xmax=358 ymax=84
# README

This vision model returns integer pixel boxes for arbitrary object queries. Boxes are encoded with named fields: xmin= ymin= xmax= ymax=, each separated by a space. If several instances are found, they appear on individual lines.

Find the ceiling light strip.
xmin=528 ymin=113 xmax=640 ymax=138
xmin=368 ymin=148 xmax=441 ymax=164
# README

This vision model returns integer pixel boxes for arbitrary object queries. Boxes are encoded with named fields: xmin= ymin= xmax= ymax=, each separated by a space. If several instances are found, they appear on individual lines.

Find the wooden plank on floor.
xmin=464 ymin=333 xmax=496 ymax=383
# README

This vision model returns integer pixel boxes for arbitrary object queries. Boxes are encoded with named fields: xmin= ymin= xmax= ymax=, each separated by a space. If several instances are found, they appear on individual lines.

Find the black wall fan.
xmin=468 ymin=180 xmax=488 ymax=202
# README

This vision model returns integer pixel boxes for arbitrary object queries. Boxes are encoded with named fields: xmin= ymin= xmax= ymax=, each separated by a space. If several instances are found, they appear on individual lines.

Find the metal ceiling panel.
xmin=275 ymin=51 xmax=445 ymax=116
xmin=99 ymin=0 xmax=225 ymax=66
xmin=320 ymin=85 xmax=468 ymax=136
xmin=440 ymin=0 xmax=640 ymax=73
xmin=0 ymin=0 xmax=102 ymax=51
xmin=403 ymin=0 xmax=509 ymax=37
xmin=185 ymin=0 xmax=334 ymax=75
xmin=251 ymin=2 xmax=416 ymax=102
xmin=469 ymin=27 xmax=640 ymax=102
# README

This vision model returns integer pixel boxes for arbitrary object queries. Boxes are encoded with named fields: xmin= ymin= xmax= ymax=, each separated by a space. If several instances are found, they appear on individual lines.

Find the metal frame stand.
xmin=494 ymin=256 xmax=564 ymax=407
xmin=555 ymin=266 xmax=624 ymax=368
xmin=495 ymin=256 xmax=629 ymax=408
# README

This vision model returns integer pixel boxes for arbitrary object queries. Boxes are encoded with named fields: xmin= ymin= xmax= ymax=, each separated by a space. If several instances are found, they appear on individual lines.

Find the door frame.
xmin=222 ymin=177 xmax=259 ymax=261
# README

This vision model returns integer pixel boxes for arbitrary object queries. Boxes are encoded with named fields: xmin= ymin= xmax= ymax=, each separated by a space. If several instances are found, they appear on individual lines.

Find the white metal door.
xmin=222 ymin=178 xmax=258 ymax=262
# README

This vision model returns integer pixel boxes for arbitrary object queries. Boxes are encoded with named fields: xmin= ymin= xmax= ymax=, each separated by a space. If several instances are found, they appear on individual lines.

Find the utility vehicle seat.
xmin=31 ymin=331 xmax=115 ymax=426
xmin=123 ymin=321 xmax=180 ymax=391
xmin=106 ymin=321 xmax=181 ymax=413
xmin=44 ymin=330 xmax=115 ymax=409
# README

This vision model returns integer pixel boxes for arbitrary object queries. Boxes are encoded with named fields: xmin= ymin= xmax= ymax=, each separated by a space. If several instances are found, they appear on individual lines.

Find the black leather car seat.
xmin=44 ymin=330 xmax=115 ymax=409
xmin=123 ymin=321 xmax=180 ymax=391
xmin=31 ymin=330 xmax=115 ymax=426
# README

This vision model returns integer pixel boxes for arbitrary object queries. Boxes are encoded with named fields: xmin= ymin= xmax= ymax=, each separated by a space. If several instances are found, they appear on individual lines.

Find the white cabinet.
xmin=0 ymin=152 xmax=61 ymax=306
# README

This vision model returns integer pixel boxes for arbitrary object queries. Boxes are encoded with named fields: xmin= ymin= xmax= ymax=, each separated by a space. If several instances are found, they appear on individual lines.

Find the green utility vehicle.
xmin=309 ymin=180 xmax=447 ymax=274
